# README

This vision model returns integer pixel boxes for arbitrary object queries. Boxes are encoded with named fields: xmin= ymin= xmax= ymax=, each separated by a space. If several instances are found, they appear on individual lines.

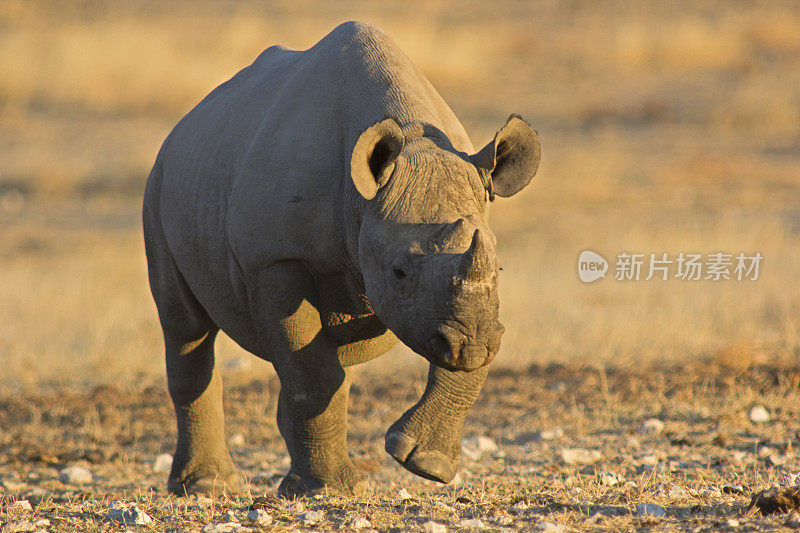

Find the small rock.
xmin=636 ymin=503 xmax=666 ymax=517
xmin=247 ymin=508 xmax=273 ymax=525
xmin=423 ymin=521 xmax=447 ymax=533
xmin=726 ymin=518 xmax=740 ymax=528
xmin=347 ymin=516 xmax=372 ymax=528
xmin=598 ymin=471 xmax=624 ymax=486
xmin=192 ymin=495 xmax=214 ymax=507
xmin=433 ymin=501 xmax=456 ymax=514
xmin=749 ymin=405 xmax=770 ymax=423
xmin=495 ymin=515 xmax=513 ymax=526
xmin=560 ymin=448 xmax=601 ymax=465
xmin=1 ymin=479 xmax=27 ymax=491
xmin=460 ymin=518 xmax=485 ymax=528
xmin=108 ymin=501 xmax=152 ymax=525
xmin=202 ymin=522 xmax=243 ymax=533
xmin=153 ymin=453 xmax=173 ymax=473
xmin=462 ymin=436 xmax=499 ymax=460
xmin=653 ymin=482 xmax=686 ymax=499
xmin=299 ymin=510 xmax=324 ymax=524
xmin=58 ymin=465 xmax=93 ymax=485
xmin=517 ymin=428 xmax=564 ymax=443
xmin=397 ymin=488 xmax=414 ymax=501
xmin=638 ymin=418 xmax=665 ymax=435
xmin=786 ymin=511 xmax=800 ymax=528
xmin=700 ymin=485 xmax=723 ymax=498
xmin=534 ymin=521 xmax=570 ymax=532
xmin=11 ymin=500 xmax=33 ymax=512
xmin=229 ymin=433 xmax=245 ymax=447
xmin=221 ymin=510 xmax=239 ymax=522
xmin=2 ymin=519 xmax=48 ymax=533
xmin=511 ymin=500 xmax=529 ymax=514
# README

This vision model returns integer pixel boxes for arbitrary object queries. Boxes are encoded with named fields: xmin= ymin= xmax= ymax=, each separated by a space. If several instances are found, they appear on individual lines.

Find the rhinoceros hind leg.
xmin=145 ymin=216 xmax=240 ymax=497
xmin=385 ymin=364 xmax=489 ymax=483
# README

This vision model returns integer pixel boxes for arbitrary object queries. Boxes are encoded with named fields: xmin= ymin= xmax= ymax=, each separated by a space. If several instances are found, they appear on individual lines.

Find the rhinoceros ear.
xmin=470 ymin=115 xmax=540 ymax=198
xmin=351 ymin=118 xmax=405 ymax=200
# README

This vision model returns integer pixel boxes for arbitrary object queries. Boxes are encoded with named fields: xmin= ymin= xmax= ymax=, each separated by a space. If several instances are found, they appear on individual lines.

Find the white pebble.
xmin=598 ymin=471 xmax=624 ymax=486
xmin=726 ymin=518 xmax=741 ymax=528
xmin=229 ymin=433 xmax=245 ymax=447
xmin=247 ymin=509 xmax=272 ymax=525
xmin=460 ymin=518 xmax=485 ymax=528
xmin=299 ymin=510 xmax=324 ymax=524
xmin=461 ymin=436 xmax=498 ymax=460
xmin=58 ymin=465 xmax=93 ymax=485
xmin=108 ymin=501 xmax=152 ymax=525
xmin=560 ymin=448 xmax=601 ymax=465
xmin=202 ymin=522 xmax=243 ymax=533
xmin=347 ymin=516 xmax=372 ymax=528
xmin=153 ymin=453 xmax=173 ymax=473
xmin=11 ymin=500 xmax=32 ymax=511
xmin=636 ymin=503 xmax=666 ymax=517
xmin=397 ymin=488 xmax=414 ymax=501
xmin=638 ymin=418 xmax=665 ymax=435
xmin=749 ymin=405 xmax=770 ymax=423
xmin=423 ymin=521 xmax=447 ymax=533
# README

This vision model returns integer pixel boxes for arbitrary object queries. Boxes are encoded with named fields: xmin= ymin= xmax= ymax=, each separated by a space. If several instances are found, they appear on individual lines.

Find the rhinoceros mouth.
xmin=425 ymin=323 xmax=495 ymax=372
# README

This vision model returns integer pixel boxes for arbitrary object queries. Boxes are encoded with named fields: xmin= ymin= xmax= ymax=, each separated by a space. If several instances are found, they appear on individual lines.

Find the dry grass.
xmin=1 ymin=1 xmax=799 ymax=530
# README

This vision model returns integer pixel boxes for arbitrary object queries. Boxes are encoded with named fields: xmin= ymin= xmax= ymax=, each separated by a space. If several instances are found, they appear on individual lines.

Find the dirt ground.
xmin=2 ymin=0 xmax=800 ymax=531
xmin=3 ymin=358 xmax=800 ymax=531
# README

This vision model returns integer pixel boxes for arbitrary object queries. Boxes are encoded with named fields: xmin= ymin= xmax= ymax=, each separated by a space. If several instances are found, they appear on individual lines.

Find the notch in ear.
xmin=470 ymin=114 xmax=541 ymax=198
xmin=351 ymin=118 xmax=405 ymax=200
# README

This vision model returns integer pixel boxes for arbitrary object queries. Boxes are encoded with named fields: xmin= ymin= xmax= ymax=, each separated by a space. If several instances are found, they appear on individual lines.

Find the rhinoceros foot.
xmin=167 ymin=465 xmax=242 ymax=497
xmin=385 ymin=424 xmax=460 ymax=484
xmin=277 ymin=462 xmax=367 ymax=498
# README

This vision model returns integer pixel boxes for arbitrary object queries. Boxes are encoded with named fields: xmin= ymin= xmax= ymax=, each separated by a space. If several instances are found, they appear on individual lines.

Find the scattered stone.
xmin=700 ymin=486 xmax=723 ymax=498
xmin=638 ymin=418 xmax=665 ymax=435
xmin=636 ymin=503 xmax=666 ymax=517
xmin=639 ymin=451 xmax=660 ymax=466
xmin=58 ymin=465 xmax=93 ymax=485
xmin=534 ymin=521 xmax=570 ymax=532
xmin=460 ymin=518 xmax=485 ymax=529
xmin=560 ymin=448 xmax=601 ymax=465
xmin=433 ymin=501 xmax=456 ymax=514
xmin=153 ymin=453 xmax=173 ymax=474
xmin=653 ymin=483 xmax=686 ymax=499
xmin=228 ymin=433 xmax=245 ymax=447
xmin=1 ymin=479 xmax=27 ymax=491
xmin=784 ymin=474 xmax=800 ymax=487
xmin=517 ymin=428 xmax=564 ymax=443
xmin=598 ymin=471 xmax=624 ymax=486
xmin=347 ymin=516 xmax=372 ymax=528
xmin=221 ymin=510 xmax=239 ymax=522
xmin=2 ymin=518 xmax=50 ymax=532
xmin=108 ymin=501 xmax=152 ymax=525
xmin=749 ymin=405 xmax=770 ymax=423
xmin=494 ymin=516 xmax=513 ymax=526
xmin=247 ymin=508 xmax=273 ymax=525
xmin=722 ymin=484 xmax=746 ymax=495
xmin=786 ymin=511 xmax=800 ymax=528
xmin=749 ymin=487 xmax=800 ymax=515
xmin=726 ymin=518 xmax=740 ymax=528
xmin=202 ymin=522 xmax=243 ymax=533
xmin=423 ymin=521 xmax=447 ymax=533
xmin=10 ymin=500 xmax=33 ymax=512
xmin=299 ymin=510 xmax=324 ymax=524
xmin=192 ymin=495 xmax=214 ymax=507
xmin=462 ymin=436 xmax=499 ymax=459
xmin=397 ymin=488 xmax=414 ymax=502
xmin=511 ymin=500 xmax=529 ymax=515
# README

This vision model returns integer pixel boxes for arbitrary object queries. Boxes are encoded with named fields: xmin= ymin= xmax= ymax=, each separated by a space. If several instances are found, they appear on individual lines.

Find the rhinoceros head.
xmin=351 ymin=116 xmax=540 ymax=371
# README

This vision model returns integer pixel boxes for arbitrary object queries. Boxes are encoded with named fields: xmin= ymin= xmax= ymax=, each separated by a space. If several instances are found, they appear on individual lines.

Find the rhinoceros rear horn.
xmin=457 ymin=229 xmax=491 ymax=282
xmin=351 ymin=118 xmax=404 ymax=200
xmin=470 ymin=114 xmax=540 ymax=199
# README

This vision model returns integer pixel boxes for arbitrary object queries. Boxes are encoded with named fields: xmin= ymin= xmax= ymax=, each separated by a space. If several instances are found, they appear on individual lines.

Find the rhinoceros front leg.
xmin=250 ymin=262 xmax=365 ymax=497
xmin=385 ymin=364 xmax=488 ymax=483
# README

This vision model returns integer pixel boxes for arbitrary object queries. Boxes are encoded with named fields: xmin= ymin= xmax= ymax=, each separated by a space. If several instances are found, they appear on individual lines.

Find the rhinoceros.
xmin=143 ymin=21 xmax=540 ymax=497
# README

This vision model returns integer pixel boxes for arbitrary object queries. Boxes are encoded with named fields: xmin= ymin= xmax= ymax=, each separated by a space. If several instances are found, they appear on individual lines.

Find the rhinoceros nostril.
xmin=428 ymin=329 xmax=464 ymax=365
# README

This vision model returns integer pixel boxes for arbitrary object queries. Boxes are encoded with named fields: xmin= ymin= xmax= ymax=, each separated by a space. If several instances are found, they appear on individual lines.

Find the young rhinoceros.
xmin=143 ymin=21 xmax=540 ymax=497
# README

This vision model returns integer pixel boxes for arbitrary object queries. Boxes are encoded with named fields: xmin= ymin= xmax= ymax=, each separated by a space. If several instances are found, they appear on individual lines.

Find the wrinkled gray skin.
xmin=143 ymin=21 xmax=540 ymax=497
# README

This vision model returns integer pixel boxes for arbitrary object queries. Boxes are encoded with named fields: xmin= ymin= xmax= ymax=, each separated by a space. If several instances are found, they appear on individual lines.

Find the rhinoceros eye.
xmin=393 ymin=267 xmax=406 ymax=280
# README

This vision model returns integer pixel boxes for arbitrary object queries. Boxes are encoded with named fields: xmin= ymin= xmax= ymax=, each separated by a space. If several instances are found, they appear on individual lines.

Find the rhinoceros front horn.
xmin=457 ymin=229 xmax=491 ymax=282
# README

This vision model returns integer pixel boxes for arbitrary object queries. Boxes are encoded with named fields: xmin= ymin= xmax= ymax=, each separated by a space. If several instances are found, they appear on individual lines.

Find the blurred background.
xmin=1 ymin=1 xmax=798 ymax=390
